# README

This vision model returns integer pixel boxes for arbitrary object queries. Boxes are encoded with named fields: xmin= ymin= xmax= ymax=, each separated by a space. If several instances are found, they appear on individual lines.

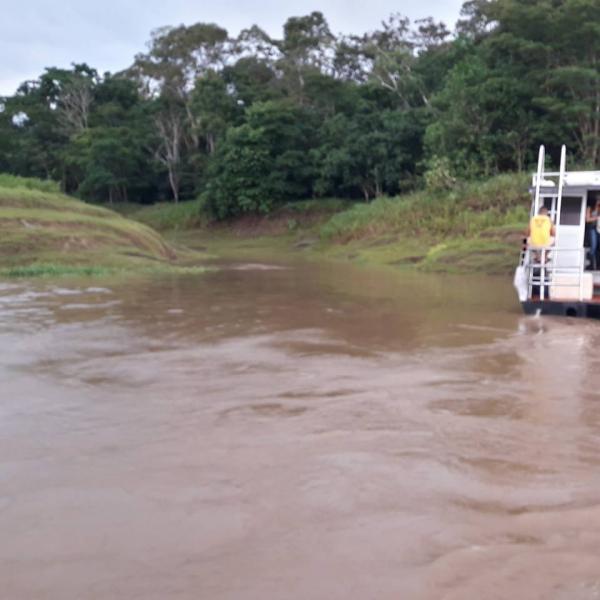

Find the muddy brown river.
xmin=2 ymin=259 xmax=600 ymax=599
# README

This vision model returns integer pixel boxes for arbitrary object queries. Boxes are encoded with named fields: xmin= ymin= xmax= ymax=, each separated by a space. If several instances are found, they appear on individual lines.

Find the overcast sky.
xmin=0 ymin=0 xmax=464 ymax=96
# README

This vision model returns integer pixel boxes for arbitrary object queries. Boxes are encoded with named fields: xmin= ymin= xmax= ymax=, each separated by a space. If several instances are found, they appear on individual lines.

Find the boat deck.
xmin=524 ymin=271 xmax=600 ymax=317
xmin=531 ymin=295 xmax=600 ymax=303
xmin=523 ymin=297 xmax=600 ymax=318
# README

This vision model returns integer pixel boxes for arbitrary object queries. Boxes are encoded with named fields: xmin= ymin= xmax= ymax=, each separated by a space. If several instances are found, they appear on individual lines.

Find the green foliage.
xmin=0 ymin=264 xmax=116 ymax=278
xmin=428 ymin=0 xmax=600 ymax=173
xmin=222 ymin=57 xmax=281 ymax=106
xmin=280 ymin=197 xmax=350 ymax=213
xmin=0 ymin=263 xmax=210 ymax=278
xmin=68 ymin=125 xmax=152 ymax=202
xmin=0 ymin=174 xmax=59 ymax=193
xmin=120 ymin=198 xmax=208 ymax=231
xmin=419 ymin=238 xmax=519 ymax=274
xmin=1 ymin=2 xmax=599 ymax=217
xmin=190 ymin=71 xmax=242 ymax=154
xmin=320 ymin=173 xmax=529 ymax=242
xmin=202 ymin=101 xmax=318 ymax=218
xmin=315 ymin=108 xmax=425 ymax=200
xmin=423 ymin=157 xmax=456 ymax=192
xmin=0 ymin=183 xmax=178 ymax=273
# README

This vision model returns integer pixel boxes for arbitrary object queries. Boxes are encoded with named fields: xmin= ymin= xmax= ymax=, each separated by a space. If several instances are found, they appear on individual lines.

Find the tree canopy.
xmin=1 ymin=1 xmax=598 ymax=216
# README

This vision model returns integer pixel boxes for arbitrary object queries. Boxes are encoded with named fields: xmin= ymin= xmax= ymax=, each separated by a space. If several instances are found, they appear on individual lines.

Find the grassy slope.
xmin=122 ymin=197 xmax=351 ymax=262
xmin=0 ymin=175 xmax=187 ymax=276
xmin=120 ymin=197 xmax=349 ymax=233
xmin=115 ymin=198 xmax=208 ymax=232
xmin=139 ymin=175 xmax=529 ymax=275
xmin=317 ymin=174 xmax=530 ymax=274
xmin=22 ymin=173 xmax=528 ymax=276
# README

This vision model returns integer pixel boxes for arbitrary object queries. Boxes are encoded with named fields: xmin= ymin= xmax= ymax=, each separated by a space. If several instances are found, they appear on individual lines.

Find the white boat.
xmin=515 ymin=145 xmax=600 ymax=318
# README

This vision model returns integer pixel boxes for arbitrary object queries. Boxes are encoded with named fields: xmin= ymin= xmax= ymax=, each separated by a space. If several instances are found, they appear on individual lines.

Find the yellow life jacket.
xmin=530 ymin=215 xmax=552 ymax=246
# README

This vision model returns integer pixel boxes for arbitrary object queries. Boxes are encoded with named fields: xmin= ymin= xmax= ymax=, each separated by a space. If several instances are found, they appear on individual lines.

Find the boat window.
xmin=542 ymin=196 xmax=556 ymax=222
xmin=588 ymin=191 xmax=600 ymax=207
xmin=559 ymin=196 xmax=582 ymax=226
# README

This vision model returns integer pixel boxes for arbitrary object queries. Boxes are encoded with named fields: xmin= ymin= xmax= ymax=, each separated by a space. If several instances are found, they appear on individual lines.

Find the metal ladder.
xmin=527 ymin=145 xmax=585 ymax=301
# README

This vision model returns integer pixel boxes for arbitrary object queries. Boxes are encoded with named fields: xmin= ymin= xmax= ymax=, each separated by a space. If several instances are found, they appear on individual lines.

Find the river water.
xmin=2 ymin=259 xmax=600 ymax=599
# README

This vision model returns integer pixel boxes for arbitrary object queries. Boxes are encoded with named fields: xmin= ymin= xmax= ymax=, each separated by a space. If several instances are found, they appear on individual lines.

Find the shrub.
xmin=423 ymin=157 xmax=457 ymax=192
xmin=0 ymin=173 xmax=60 ymax=193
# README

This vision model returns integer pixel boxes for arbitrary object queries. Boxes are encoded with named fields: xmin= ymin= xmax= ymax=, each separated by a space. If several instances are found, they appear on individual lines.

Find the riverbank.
xmin=0 ymin=172 xmax=529 ymax=278
xmin=126 ymin=174 xmax=529 ymax=275
xmin=0 ymin=175 xmax=207 ymax=278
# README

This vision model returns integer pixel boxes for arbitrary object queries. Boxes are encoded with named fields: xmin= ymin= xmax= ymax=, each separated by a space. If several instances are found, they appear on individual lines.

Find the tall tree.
xmin=190 ymin=71 xmax=240 ymax=154
xmin=275 ymin=12 xmax=336 ymax=101
xmin=152 ymin=96 xmax=186 ymax=202
xmin=315 ymin=106 xmax=424 ymax=200
xmin=131 ymin=23 xmax=231 ymax=145
xmin=203 ymin=100 xmax=318 ymax=217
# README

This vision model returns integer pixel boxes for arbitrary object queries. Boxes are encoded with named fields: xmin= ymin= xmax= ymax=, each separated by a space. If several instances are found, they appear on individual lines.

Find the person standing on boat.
xmin=527 ymin=206 xmax=555 ymax=253
xmin=585 ymin=199 xmax=600 ymax=270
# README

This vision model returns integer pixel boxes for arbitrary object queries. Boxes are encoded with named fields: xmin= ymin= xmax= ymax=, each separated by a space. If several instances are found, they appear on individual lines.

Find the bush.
xmin=0 ymin=173 xmax=60 ymax=193
xmin=202 ymin=101 xmax=318 ymax=219
xmin=320 ymin=173 xmax=530 ymax=242
xmin=423 ymin=157 xmax=456 ymax=192
xmin=123 ymin=198 xmax=208 ymax=231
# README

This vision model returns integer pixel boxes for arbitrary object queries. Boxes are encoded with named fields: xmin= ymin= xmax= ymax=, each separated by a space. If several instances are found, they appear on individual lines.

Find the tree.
xmin=446 ymin=0 xmax=600 ymax=167
xmin=132 ymin=23 xmax=230 ymax=95
xmin=2 ymin=75 xmax=67 ymax=180
xmin=315 ymin=108 xmax=424 ymax=200
xmin=63 ymin=77 xmax=156 ymax=203
xmin=203 ymin=100 xmax=318 ymax=218
xmin=55 ymin=66 xmax=98 ymax=136
xmin=152 ymin=96 xmax=186 ymax=202
xmin=131 ymin=23 xmax=231 ymax=146
xmin=68 ymin=126 xmax=148 ymax=203
xmin=275 ymin=12 xmax=336 ymax=101
xmin=222 ymin=56 xmax=281 ymax=106
xmin=190 ymin=71 xmax=241 ymax=154
xmin=0 ymin=98 xmax=16 ymax=172
xmin=2 ymin=5 xmax=600 ymax=208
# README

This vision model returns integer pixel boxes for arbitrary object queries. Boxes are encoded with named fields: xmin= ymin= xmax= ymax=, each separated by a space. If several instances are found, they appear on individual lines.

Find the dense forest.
xmin=0 ymin=0 xmax=598 ymax=218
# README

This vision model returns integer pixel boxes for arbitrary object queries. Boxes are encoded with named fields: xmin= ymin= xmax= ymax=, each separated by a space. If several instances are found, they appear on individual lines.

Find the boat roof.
xmin=564 ymin=171 xmax=600 ymax=186
xmin=531 ymin=170 xmax=600 ymax=192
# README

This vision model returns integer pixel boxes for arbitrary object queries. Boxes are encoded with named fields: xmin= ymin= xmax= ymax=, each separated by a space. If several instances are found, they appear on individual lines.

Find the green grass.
xmin=0 ymin=264 xmax=117 ymax=278
xmin=3 ymin=172 xmax=528 ymax=277
xmin=151 ymin=175 xmax=530 ymax=275
xmin=0 ymin=175 xmax=211 ymax=277
xmin=320 ymin=174 xmax=529 ymax=242
xmin=0 ymin=174 xmax=60 ymax=193
xmin=278 ymin=198 xmax=352 ymax=214
xmin=420 ymin=238 xmax=520 ymax=274
xmin=119 ymin=196 xmax=352 ymax=233
xmin=0 ymin=262 xmax=211 ymax=278
xmin=116 ymin=198 xmax=208 ymax=231
xmin=316 ymin=174 xmax=529 ymax=274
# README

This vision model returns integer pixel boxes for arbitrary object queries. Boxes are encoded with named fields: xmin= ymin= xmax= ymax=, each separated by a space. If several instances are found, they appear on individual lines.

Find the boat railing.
xmin=518 ymin=246 xmax=587 ymax=301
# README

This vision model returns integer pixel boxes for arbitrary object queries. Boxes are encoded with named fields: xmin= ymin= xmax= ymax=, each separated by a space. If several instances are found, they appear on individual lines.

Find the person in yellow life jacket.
xmin=526 ymin=206 xmax=555 ymax=267
xmin=527 ymin=206 xmax=555 ymax=248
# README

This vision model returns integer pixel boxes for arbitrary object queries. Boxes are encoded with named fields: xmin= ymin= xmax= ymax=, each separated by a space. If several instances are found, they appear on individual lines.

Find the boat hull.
xmin=521 ymin=300 xmax=600 ymax=319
